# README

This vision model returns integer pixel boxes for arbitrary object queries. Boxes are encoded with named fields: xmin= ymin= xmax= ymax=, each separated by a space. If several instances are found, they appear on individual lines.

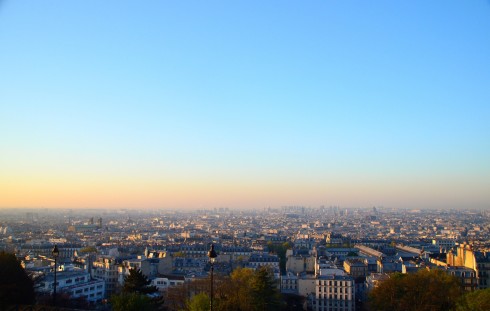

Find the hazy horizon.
xmin=1 ymin=1 xmax=489 ymax=210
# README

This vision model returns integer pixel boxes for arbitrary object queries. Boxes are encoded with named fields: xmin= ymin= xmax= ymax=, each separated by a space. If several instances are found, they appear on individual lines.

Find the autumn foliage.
xmin=368 ymin=269 xmax=462 ymax=311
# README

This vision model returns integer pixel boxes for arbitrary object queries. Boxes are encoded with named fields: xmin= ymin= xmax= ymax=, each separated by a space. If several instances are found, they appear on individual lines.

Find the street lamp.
xmin=207 ymin=244 xmax=217 ymax=311
xmin=52 ymin=245 xmax=59 ymax=307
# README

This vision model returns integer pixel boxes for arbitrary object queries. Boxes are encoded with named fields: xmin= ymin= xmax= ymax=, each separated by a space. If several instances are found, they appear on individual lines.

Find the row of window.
xmin=319 ymin=287 xmax=353 ymax=293
xmin=317 ymin=294 xmax=353 ymax=300
xmin=318 ymin=280 xmax=352 ymax=286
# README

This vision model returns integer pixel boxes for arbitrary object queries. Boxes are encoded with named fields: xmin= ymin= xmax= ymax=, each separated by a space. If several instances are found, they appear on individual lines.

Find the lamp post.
xmin=52 ymin=245 xmax=59 ymax=307
xmin=207 ymin=244 xmax=217 ymax=311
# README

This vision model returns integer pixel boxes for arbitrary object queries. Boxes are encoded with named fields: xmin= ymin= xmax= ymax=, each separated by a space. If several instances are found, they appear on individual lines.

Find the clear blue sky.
xmin=1 ymin=0 xmax=489 ymax=209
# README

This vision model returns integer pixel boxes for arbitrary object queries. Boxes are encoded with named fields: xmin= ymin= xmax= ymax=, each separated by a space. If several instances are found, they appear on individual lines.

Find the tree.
xmin=215 ymin=267 xmax=255 ymax=310
xmin=165 ymin=284 xmax=189 ymax=311
xmin=123 ymin=268 xmax=157 ymax=294
xmin=0 ymin=251 xmax=35 ymax=308
xmin=111 ymin=292 xmax=153 ymax=311
xmin=164 ymin=277 xmax=210 ymax=311
xmin=267 ymin=242 xmax=292 ymax=274
xmin=37 ymin=292 xmax=91 ymax=310
xmin=208 ymin=267 xmax=283 ymax=311
xmin=186 ymin=292 xmax=210 ymax=311
xmin=281 ymin=293 xmax=305 ymax=311
xmin=165 ymin=267 xmax=286 ymax=311
xmin=249 ymin=267 xmax=283 ymax=311
xmin=369 ymin=269 xmax=462 ymax=311
xmin=456 ymin=288 xmax=490 ymax=311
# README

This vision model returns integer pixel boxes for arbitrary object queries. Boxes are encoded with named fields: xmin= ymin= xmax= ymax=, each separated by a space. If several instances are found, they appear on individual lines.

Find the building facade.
xmin=313 ymin=275 xmax=355 ymax=311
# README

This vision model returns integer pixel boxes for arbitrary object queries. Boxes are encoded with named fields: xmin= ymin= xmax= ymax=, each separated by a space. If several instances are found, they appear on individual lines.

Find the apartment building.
xmin=37 ymin=270 xmax=105 ymax=303
xmin=313 ymin=275 xmax=355 ymax=311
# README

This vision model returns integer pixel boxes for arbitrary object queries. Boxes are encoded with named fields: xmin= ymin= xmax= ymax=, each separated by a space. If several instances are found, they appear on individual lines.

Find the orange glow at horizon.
xmin=1 ymin=172 xmax=488 ymax=209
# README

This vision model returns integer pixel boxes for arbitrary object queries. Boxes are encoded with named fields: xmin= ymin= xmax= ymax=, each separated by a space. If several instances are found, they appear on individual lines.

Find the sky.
xmin=0 ymin=0 xmax=489 ymax=210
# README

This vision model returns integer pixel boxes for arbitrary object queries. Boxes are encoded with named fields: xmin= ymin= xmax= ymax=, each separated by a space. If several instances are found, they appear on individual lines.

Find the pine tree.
xmin=249 ymin=266 xmax=282 ymax=311
xmin=111 ymin=292 xmax=153 ymax=311
xmin=123 ymin=268 xmax=157 ymax=294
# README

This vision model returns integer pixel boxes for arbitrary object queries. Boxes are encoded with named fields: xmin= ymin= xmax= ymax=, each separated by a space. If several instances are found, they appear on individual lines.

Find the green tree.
xmin=216 ymin=267 xmax=255 ymax=310
xmin=0 ymin=251 xmax=35 ymax=309
xmin=186 ymin=292 xmax=210 ymax=311
xmin=164 ymin=267 xmax=285 ymax=311
xmin=369 ymin=269 xmax=462 ymax=311
xmin=267 ymin=242 xmax=292 ymax=274
xmin=249 ymin=267 xmax=282 ymax=311
xmin=209 ymin=267 xmax=283 ymax=311
xmin=111 ymin=292 xmax=153 ymax=311
xmin=123 ymin=268 xmax=157 ymax=294
xmin=456 ymin=288 xmax=490 ymax=311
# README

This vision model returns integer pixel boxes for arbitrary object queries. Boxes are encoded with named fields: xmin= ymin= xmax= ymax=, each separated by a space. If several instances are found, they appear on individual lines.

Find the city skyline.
xmin=1 ymin=1 xmax=489 ymax=210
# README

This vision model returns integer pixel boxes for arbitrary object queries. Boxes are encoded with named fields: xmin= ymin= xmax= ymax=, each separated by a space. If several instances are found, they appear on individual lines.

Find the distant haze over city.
xmin=1 ymin=1 xmax=489 ymax=210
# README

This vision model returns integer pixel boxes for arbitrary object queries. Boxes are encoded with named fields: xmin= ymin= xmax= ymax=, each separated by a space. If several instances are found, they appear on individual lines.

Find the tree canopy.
xmin=111 ymin=292 xmax=153 ymax=311
xmin=250 ymin=267 xmax=282 ymax=311
xmin=456 ymin=288 xmax=490 ymax=311
xmin=123 ymin=268 xmax=157 ymax=294
xmin=267 ymin=242 xmax=292 ymax=274
xmin=171 ymin=267 xmax=283 ymax=311
xmin=0 ymin=251 xmax=35 ymax=308
xmin=116 ymin=269 xmax=160 ymax=310
xmin=369 ymin=269 xmax=462 ymax=311
xmin=186 ymin=292 xmax=210 ymax=311
xmin=214 ymin=267 xmax=283 ymax=311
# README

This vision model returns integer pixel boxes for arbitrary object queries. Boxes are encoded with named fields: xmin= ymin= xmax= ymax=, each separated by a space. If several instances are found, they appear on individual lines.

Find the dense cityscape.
xmin=1 ymin=1 xmax=489 ymax=310
xmin=1 ymin=206 xmax=489 ymax=310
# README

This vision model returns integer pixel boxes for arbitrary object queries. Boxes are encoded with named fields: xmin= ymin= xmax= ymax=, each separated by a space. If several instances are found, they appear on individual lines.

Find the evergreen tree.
xmin=123 ymin=268 xmax=157 ymax=294
xmin=266 ymin=242 xmax=292 ymax=274
xmin=111 ymin=292 xmax=153 ymax=311
xmin=0 ymin=251 xmax=35 ymax=308
xmin=165 ymin=267 xmax=286 ymax=311
xmin=249 ymin=266 xmax=282 ymax=311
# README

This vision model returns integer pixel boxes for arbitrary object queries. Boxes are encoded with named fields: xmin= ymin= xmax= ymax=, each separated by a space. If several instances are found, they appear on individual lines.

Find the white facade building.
xmin=37 ymin=271 xmax=105 ymax=303
xmin=313 ymin=275 xmax=355 ymax=311
xmin=91 ymin=256 xmax=119 ymax=297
